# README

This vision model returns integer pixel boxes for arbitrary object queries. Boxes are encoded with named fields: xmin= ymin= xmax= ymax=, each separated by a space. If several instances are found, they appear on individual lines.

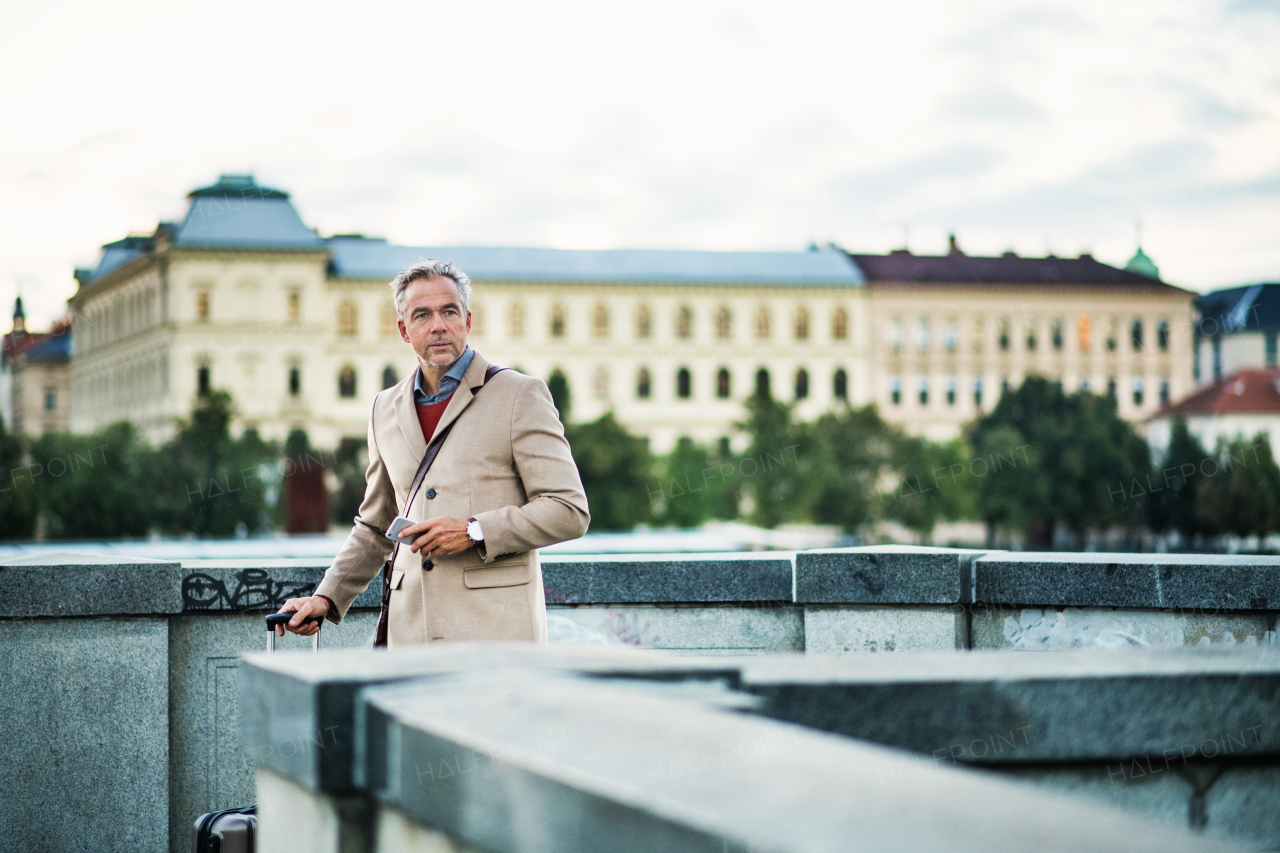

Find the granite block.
xmin=239 ymin=644 xmax=744 ymax=794
xmin=0 ymin=553 xmax=182 ymax=617
xmin=168 ymin=610 xmax=378 ymax=853
xmin=795 ymin=545 xmax=983 ymax=604
xmin=546 ymin=604 xmax=803 ymax=653
xmin=541 ymin=552 xmax=793 ymax=604
xmin=974 ymin=552 xmax=1280 ymax=610
xmin=255 ymin=768 xmax=374 ymax=853
xmin=355 ymin=670 xmax=1240 ymax=853
xmin=0 ymin=618 xmax=169 ymax=852
xmin=738 ymin=646 xmax=1280 ymax=763
xmin=973 ymin=607 xmax=1274 ymax=651
xmin=803 ymin=605 xmax=963 ymax=654
xmin=1206 ymin=765 xmax=1280 ymax=848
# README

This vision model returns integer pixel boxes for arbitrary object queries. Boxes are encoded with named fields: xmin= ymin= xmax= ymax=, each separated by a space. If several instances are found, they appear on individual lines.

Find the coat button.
xmin=425 ymin=489 xmax=437 ymax=499
xmin=422 ymin=557 xmax=434 ymax=571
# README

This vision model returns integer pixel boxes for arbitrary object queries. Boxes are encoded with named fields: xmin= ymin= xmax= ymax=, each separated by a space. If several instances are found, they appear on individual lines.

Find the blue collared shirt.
xmin=413 ymin=346 xmax=475 ymax=406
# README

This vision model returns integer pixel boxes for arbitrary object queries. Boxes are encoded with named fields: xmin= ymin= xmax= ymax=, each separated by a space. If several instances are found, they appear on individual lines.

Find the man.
xmin=275 ymin=260 xmax=589 ymax=645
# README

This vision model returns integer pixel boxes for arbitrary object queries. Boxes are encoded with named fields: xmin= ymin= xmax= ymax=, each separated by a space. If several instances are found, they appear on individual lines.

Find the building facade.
xmin=1146 ymin=367 xmax=1280 ymax=457
xmin=67 ymin=176 xmax=1193 ymax=451
xmin=858 ymin=240 xmax=1196 ymax=440
xmin=1192 ymin=283 xmax=1280 ymax=387
xmin=3 ymin=299 xmax=72 ymax=436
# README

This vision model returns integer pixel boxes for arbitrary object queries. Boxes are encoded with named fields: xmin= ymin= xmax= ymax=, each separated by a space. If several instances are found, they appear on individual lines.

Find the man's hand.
xmin=402 ymin=516 xmax=474 ymax=557
xmin=275 ymin=596 xmax=329 ymax=636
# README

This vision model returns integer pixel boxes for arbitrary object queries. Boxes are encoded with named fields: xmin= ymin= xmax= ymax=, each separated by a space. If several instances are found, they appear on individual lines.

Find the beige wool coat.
xmin=315 ymin=349 xmax=590 ymax=646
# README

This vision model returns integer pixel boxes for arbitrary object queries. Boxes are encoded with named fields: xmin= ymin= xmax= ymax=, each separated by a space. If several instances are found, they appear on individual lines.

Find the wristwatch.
xmin=466 ymin=517 xmax=484 ymax=542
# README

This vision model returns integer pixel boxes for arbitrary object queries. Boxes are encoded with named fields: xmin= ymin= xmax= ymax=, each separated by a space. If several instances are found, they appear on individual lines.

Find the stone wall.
xmin=2 ymin=547 xmax=1279 ymax=852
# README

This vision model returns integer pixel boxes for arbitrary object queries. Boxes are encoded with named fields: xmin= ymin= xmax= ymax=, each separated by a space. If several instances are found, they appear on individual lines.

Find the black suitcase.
xmin=191 ymin=614 xmax=321 ymax=853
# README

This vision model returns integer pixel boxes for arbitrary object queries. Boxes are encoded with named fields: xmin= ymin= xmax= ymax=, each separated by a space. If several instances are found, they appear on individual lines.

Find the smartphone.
xmin=385 ymin=515 xmax=415 ymax=543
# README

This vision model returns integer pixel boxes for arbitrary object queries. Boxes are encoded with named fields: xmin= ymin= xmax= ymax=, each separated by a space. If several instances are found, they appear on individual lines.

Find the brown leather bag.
xmin=373 ymin=365 xmax=506 ymax=648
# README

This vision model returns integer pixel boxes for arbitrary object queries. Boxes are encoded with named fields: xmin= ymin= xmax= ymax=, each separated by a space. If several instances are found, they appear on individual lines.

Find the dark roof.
xmin=1195 ymin=284 xmax=1280 ymax=333
xmin=846 ymin=248 xmax=1168 ymax=286
xmin=173 ymin=174 xmax=321 ymax=250
xmin=1153 ymin=368 xmax=1280 ymax=418
xmin=188 ymin=174 xmax=290 ymax=200
xmin=326 ymin=237 xmax=865 ymax=285
xmin=20 ymin=332 xmax=71 ymax=363
xmin=89 ymin=236 xmax=154 ymax=282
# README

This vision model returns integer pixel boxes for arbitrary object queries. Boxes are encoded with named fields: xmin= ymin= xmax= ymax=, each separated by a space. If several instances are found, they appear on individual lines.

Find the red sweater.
xmin=415 ymin=395 xmax=453 ymax=445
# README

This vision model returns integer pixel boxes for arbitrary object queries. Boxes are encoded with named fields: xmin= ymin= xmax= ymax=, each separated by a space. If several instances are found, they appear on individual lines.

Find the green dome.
xmin=1125 ymin=246 xmax=1160 ymax=280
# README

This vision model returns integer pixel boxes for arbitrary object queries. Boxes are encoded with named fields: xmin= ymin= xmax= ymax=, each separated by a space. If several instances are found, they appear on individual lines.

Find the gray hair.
xmin=389 ymin=259 xmax=472 ymax=319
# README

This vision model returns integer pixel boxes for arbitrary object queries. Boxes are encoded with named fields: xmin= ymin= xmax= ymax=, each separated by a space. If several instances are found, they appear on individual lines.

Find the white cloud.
xmin=1 ymin=0 xmax=1278 ymax=329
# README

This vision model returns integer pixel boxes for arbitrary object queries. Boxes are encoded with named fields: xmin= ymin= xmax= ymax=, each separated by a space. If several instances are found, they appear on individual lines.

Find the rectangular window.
xmin=1107 ymin=378 xmax=1117 ymax=399
xmin=43 ymin=388 xmax=56 ymax=412
xmin=971 ymin=316 xmax=985 ymax=352
xmin=287 ymin=290 xmax=301 ymax=321
xmin=916 ymin=317 xmax=931 ymax=351
xmin=890 ymin=376 xmax=902 ymax=405
xmin=973 ymin=378 xmax=983 ymax=408
xmin=1212 ymin=338 xmax=1222 ymax=380
xmin=1132 ymin=377 xmax=1145 ymax=407
xmin=889 ymin=318 xmax=903 ymax=353
xmin=1080 ymin=378 xmax=1091 ymax=393
xmin=195 ymin=290 xmax=211 ymax=322
xmin=1025 ymin=316 xmax=1038 ymax=351
xmin=917 ymin=376 xmax=929 ymax=406
xmin=998 ymin=317 xmax=1011 ymax=351
xmin=1051 ymin=317 xmax=1064 ymax=350
xmin=1077 ymin=315 xmax=1091 ymax=351
xmin=945 ymin=376 xmax=956 ymax=406
xmin=1157 ymin=319 xmax=1170 ymax=351
xmin=1159 ymin=379 xmax=1170 ymax=408
xmin=942 ymin=319 xmax=958 ymax=351
xmin=1267 ymin=333 xmax=1278 ymax=367
xmin=1131 ymin=319 xmax=1144 ymax=351
xmin=1106 ymin=317 xmax=1118 ymax=352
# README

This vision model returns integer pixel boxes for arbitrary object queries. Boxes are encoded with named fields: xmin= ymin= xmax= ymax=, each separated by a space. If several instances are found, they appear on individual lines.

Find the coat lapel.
xmin=429 ymin=349 xmax=492 ymax=445
xmin=393 ymin=373 xmax=428 ymax=461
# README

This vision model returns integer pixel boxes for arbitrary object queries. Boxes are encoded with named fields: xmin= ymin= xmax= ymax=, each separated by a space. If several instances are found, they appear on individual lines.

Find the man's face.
xmin=398 ymin=275 xmax=471 ymax=369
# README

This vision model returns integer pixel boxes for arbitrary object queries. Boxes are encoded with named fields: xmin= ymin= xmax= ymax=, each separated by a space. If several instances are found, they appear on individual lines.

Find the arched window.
xmin=676 ymin=306 xmax=693 ymax=339
xmin=382 ymin=366 xmax=398 ymax=389
xmin=833 ymin=369 xmax=848 ymax=400
xmin=795 ymin=368 xmax=809 ymax=400
xmin=1131 ymin=318 xmax=1144 ymax=351
xmin=337 ymin=300 xmax=357 ymax=336
xmin=755 ymin=307 xmax=771 ymax=339
xmin=755 ymin=368 xmax=770 ymax=398
xmin=550 ymin=304 xmax=566 ymax=338
xmin=593 ymin=304 xmax=609 ymax=339
xmin=832 ymin=307 xmax=848 ymax=340
xmin=676 ymin=367 xmax=692 ymax=399
xmin=794 ymin=307 xmax=810 ymax=340
xmin=509 ymin=302 xmax=525 ymax=338
xmin=197 ymin=365 xmax=210 ymax=396
xmin=716 ymin=306 xmax=732 ymax=339
xmin=636 ymin=368 xmax=651 ymax=399
xmin=636 ymin=305 xmax=652 ymax=339
xmin=381 ymin=303 xmax=399 ymax=337
xmin=716 ymin=368 xmax=731 ymax=399
xmin=338 ymin=365 xmax=357 ymax=398
xmin=288 ymin=366 xmax=301 ymax=397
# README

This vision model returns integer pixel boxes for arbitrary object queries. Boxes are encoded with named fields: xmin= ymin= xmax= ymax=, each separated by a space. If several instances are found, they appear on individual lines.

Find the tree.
xmin=737 ymin=387 xmax=810 ymax=528
xmin=887 ymin=435 xmax=978 ymax=541
xmin=565 ymin=413 xmax=654 ymax=531
xmin=1196 ymin=434 xmax=1280 ymax=540
xmin=547 ymin=370 xmax=571 ymax=424
xmin=967 ymin=377 xmax=1151 ymax=547
xmin=0 ymin=414 xmax=36 ymax=539
xmin=330 ymin=436 xmax=368 ymax=525
xmin=808 ymin=404 xmax=897 ymax=533
xmin=29 ymin=422 xmax=155 ymax=539
xmin=653 ymin=437 xmax=739 ymax=527
xmin=1147 ymin=417 xmax=1210 ymax=540
xmin=150 ymin=391 xmax=277 ymax=536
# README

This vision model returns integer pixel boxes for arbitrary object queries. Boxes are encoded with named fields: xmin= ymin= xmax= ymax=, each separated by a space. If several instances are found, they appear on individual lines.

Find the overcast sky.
xmin=2 ymin=0 xmax=1277 ymax=329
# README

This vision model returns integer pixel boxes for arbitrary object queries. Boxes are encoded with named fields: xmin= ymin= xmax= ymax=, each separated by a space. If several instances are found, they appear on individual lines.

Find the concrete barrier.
xmin=3 ymin=547 xmax=1280 ymax=851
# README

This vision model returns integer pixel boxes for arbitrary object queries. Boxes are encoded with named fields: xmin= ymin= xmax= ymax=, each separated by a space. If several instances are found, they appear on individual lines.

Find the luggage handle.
xmin=265 ymin=613 xmax=322 ymax=654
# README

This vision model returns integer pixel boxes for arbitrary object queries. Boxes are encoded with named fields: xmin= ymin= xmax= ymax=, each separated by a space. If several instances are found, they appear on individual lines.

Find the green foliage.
xmin=1147 ymin=418 xmax=1210 ymax=539
xmin=887 ymin=436 xmax=978 ymax=539
xmin=652 ymin=437 xmax=739 ymax=527
xmin=0 ymin=415 xmax=37 ymax=539
xmin=150 ymin=391 xmax=278 ymax=536
xmin=1196 ymin=434 xmax=1280 ymax=539
xmin=330 ymin=437 xmax=368 ymax=525
xmin=807 ymin=404 xmax=897 ymax=533
xmin=29 ymin=422 xmax=154 ymax=539
xmin=547 ymin=370 xmax=571 ymax=423
xmin=967 ymin=377 xmax=1152 ymax=545
xmin=565 ymin=412 xmax=654 ymax=531
xmin=737 ymin=389 xmax=810 ymax=528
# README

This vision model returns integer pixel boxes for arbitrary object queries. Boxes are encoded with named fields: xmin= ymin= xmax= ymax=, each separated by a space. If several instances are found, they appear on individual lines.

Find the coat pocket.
xmin=390 ymin=569 xmax=405 ymax=590
xmin=463 ymin=556 xmax=531 ymax=589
